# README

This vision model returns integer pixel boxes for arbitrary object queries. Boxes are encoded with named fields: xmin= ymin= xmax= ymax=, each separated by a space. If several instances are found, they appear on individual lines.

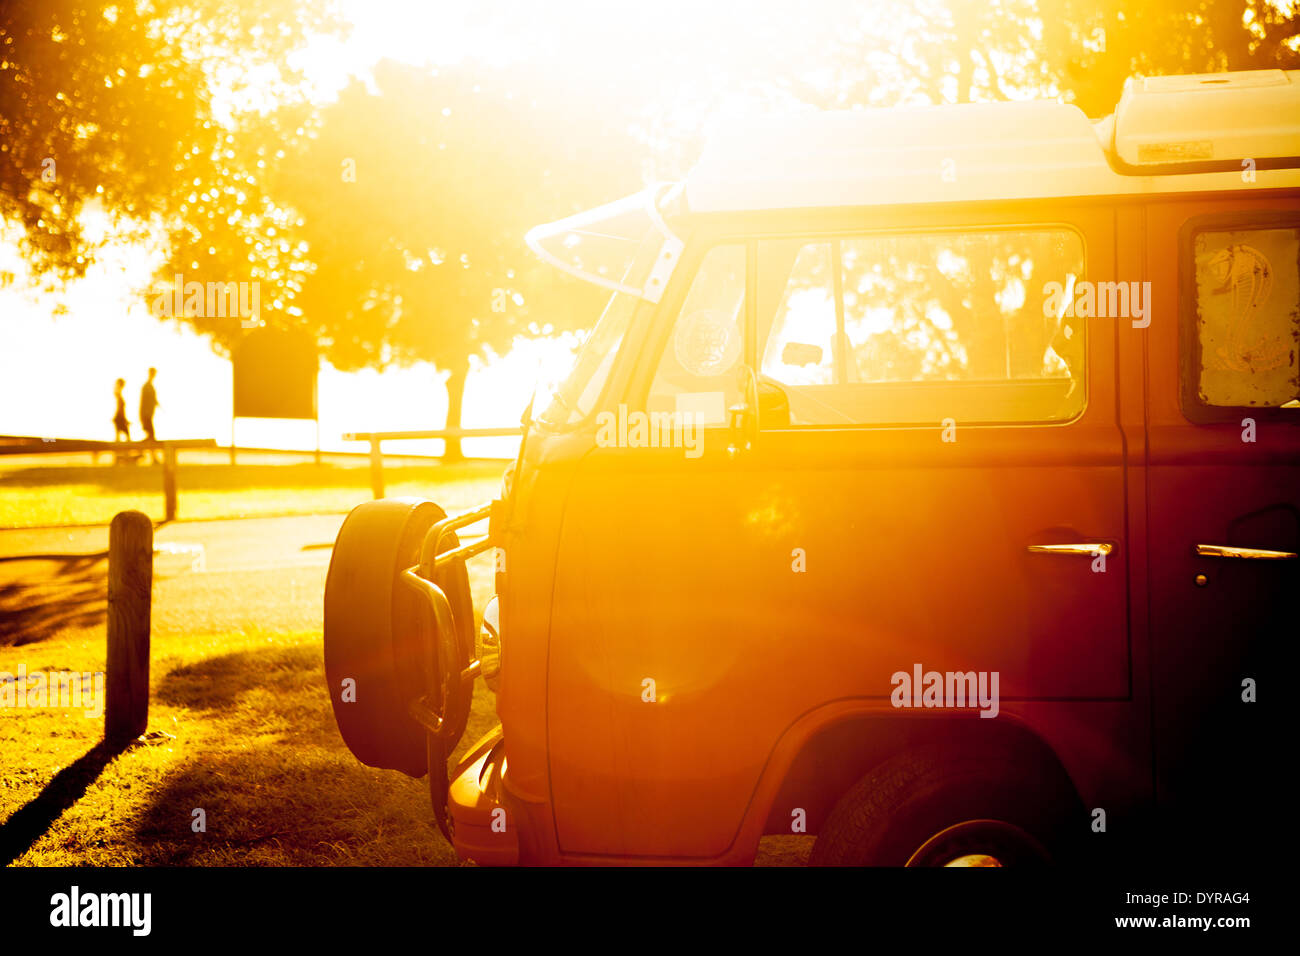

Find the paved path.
xmin=0 ymin=513 xmax=347 ymax=571
xmin=0 ymin=514 xmax=348 ymax=641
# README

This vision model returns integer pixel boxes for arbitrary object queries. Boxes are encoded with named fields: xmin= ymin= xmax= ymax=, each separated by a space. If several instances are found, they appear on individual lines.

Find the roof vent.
xmin=1112 ymin=69 xmax=1300 ymax=170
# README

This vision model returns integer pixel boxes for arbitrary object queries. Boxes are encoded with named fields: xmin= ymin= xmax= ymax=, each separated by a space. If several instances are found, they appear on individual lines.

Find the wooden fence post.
xmin=162 ymin=444 xmax=178 ymax=521
xmin=370 ymin=438 xmax=384 ymax=499
xmin=106 ymin=510 xmax=152 ymax=743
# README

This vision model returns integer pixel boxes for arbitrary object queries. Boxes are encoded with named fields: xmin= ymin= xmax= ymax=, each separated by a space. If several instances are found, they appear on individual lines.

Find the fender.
xmin=730 ymin=699 xmax=1089 ymax=865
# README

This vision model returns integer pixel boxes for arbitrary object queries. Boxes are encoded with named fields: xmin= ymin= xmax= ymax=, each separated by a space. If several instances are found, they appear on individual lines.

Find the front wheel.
xmin=808 ymin=742 xmax=1081 ymax=866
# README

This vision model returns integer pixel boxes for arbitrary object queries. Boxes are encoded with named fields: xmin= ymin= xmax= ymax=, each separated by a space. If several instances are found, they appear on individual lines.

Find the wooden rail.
xmin=341 ymin=428 xmax=522 ymax=499
xmin=0 ymin=436 xmax=216 ymax=454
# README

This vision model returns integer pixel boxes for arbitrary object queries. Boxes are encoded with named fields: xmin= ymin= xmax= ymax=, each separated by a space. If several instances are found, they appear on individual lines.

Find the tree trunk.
xmin=443 ymin=363 xmax=468 ymax=462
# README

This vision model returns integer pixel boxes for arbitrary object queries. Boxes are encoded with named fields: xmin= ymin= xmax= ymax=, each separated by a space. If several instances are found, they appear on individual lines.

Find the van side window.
xmin=1190 ymin=224 xmax=1300 ymax=411
xmin=756 ymin=229 xmax=1087 ymax=426
xmin=760 ymin=241 xmax=837 ymax=387
xmin=648 ymin=243 xmax=746 ymax=426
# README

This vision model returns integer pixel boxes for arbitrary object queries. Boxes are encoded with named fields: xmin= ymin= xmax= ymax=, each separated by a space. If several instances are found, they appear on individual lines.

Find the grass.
xmin=0 ymin=452 xmax=508 ymax=528
xmin=0 ymin=459 xmax=504 ymax=866
xmin=0 ymin=591 xmax=500 ymax=867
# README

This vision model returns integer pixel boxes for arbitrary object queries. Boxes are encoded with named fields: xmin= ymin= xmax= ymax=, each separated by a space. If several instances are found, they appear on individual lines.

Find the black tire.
xmin=324 ymin=497 xmax=445 ymax=777
xmin=809 ymin=741 xmax=1081 ymax=866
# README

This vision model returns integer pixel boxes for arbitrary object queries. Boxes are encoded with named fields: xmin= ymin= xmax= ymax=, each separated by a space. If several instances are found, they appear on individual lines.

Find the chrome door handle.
xmin=1027 ymin=543 xmax=1113 ymax=556
xmin=1195 ymin=544 xmax=1298 ymax=560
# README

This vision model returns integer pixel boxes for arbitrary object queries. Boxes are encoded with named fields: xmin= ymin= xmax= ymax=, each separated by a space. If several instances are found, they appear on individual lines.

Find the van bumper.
xmin=448 ymin=726 xmax=519 ymax=866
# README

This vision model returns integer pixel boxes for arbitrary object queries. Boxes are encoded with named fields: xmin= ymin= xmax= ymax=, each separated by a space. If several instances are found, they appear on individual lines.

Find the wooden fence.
xmin=342 ymin=428 xmax=522 ymax=498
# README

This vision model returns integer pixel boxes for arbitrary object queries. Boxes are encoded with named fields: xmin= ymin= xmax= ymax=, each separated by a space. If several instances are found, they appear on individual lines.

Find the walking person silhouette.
xmin=139 ymin=367 xmax=161 ymax=464
xmin=112 ymin=378 xmax=130 ymax=442
xmin=111 ymin=378 xmax=133 ymax=465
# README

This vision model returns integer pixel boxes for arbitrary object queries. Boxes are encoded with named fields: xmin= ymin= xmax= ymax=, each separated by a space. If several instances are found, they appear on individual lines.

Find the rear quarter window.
xmin=1182 ymin=213 xmax=1300 ymax=421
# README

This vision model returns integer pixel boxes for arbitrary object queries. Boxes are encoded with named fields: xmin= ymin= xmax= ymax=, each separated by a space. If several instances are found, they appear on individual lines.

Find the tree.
xmin=760 ymin=1 xmax=1298 ymax=115
xmin=271 ymin=60 xmax=644 ymax=458
xmin=0 ymin=0 xmax=338 ymax=286
xmin=1044 ymin=0 xmax=1300 ymax=116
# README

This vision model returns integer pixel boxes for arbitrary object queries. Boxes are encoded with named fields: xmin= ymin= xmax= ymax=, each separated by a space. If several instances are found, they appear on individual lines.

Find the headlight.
xmin=477 ymin=595 xmax=501 ymax=693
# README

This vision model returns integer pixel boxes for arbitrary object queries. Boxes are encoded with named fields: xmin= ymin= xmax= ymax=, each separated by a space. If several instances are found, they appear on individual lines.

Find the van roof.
xmin=683 ymin=69 xmax=1300 ymax=213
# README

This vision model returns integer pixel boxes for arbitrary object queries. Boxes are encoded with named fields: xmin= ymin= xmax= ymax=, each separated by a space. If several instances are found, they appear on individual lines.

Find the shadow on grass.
xmin=128 ymin=746 xmax=457 ymax=866
xmin=0 ymin=551 xmax=108 ymax=647
xmin=135 ymin=643 xmax=458 ymax=865
xmin=0 ymin=738 xmax=126 ymax=866
xmin=155 ymin=644 xmax=321 ymax=712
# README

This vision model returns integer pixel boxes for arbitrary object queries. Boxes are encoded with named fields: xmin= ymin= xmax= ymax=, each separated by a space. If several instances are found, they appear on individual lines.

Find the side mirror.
xmin=728 ymin=370 xmax=790 ymax=456
xmin=727 ymin=401 xmax=755 ymax=458
xmin=727 ymin=364 xmax=759 ymax=458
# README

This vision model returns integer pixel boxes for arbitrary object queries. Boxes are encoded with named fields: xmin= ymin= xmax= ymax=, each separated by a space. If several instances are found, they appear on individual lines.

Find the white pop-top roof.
xmin=683 ymin=69 xmax=1300 ymax=213
xmin=1114 ymin=69 xmax=1300 ymax=167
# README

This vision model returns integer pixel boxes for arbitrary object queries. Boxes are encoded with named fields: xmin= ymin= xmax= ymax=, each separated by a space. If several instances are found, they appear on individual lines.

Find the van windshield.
xmin=533 ymin=289 xmax=640 ymax=425
xmin=525 ymin=184 xmax=683 ymax=301
xmin=528 ymin=185 xmax=684 ymax=425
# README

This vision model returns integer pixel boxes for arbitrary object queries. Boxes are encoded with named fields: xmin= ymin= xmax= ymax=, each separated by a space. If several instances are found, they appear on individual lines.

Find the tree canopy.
xmin=275 ymin=60 xmax=642 ymax=373
xmin=0 ymin=0 xmax=337 ymax=284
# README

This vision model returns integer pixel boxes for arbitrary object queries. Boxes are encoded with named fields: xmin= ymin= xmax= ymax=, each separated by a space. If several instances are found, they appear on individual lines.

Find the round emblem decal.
xmin=673 ymin=309 xmax=740 ymax=377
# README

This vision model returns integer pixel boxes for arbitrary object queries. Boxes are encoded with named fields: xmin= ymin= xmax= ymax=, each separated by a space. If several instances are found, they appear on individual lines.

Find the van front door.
xmin=547 ymin=210 xmax=1132 ymax=860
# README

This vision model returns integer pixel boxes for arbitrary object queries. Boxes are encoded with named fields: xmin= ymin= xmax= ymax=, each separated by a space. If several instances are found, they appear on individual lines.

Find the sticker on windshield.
xmin=673 ymin=308 xmax=741 ymax=378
